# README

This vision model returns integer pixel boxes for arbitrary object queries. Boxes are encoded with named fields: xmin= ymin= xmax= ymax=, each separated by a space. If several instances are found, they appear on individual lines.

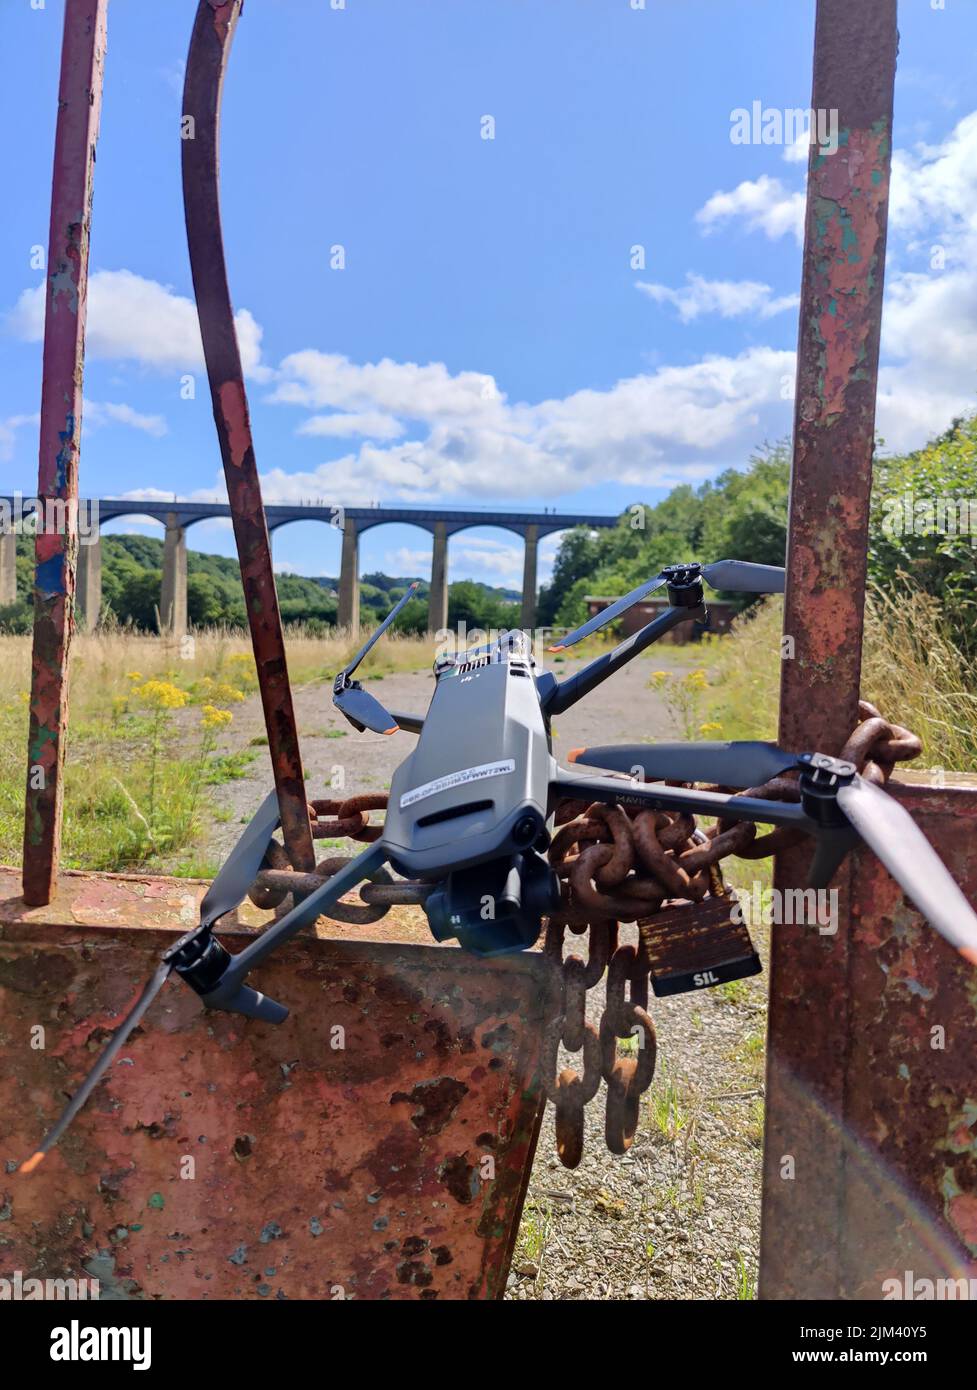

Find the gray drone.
xmin=21 ymin=559 xmax=977 ymax=1171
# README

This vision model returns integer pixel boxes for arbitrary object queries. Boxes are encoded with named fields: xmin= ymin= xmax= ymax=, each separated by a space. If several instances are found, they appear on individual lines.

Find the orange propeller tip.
xmin=19 ymin=1151 xmax=45 ymax=1175
xmin=961 ymin=945 xmax=977 ymax=967
xmin=383 ymin=726 xmax=398 ymax=736
xmin=548 ymin=645 xmax=564 ymax=653
xmin=567 ymin=748 xmax=584 ymax=764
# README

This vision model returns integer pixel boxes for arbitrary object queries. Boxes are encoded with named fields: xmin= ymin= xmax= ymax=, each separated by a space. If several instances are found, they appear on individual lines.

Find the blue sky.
xmin=3 ymin=0 xmax=977 ymax=591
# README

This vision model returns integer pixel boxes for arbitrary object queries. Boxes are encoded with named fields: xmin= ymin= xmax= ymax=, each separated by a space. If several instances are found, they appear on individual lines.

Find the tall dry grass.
xmin=0 ymin=625 xmax=434 ymax=874
xmin=698 ymin=589 xmax=977 ymax=772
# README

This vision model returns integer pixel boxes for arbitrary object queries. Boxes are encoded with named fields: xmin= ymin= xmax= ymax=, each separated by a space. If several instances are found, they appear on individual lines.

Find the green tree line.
xmin=538 ymin=415 xmax=977 ymax=658
xmin=0 ymin=534 xmax=520 ymax=635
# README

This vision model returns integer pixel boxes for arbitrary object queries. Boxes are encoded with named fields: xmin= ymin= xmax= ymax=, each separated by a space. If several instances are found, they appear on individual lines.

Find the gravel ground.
xmin=199 ymin=649 xmax=767 ymax=1301
xmin=506 ymin=937 xmax=767 ymax=1301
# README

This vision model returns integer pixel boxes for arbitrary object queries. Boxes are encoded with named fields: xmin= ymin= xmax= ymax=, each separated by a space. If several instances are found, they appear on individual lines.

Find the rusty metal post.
xmin=760 ymin=0 xmax=899 ymax=1298
xmin=21 ymin=0 xmax=108 ymax=907
xmin=182 ymin=0 xmax=315 ymax=873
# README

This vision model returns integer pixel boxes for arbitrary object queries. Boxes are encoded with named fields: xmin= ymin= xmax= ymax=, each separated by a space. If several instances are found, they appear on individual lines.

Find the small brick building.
xmin=583 ymin=595 xmax=737 ymax=643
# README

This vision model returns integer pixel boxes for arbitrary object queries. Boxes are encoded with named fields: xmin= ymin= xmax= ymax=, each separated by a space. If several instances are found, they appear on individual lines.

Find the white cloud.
xmin=270 ymin=350 xmax=500 ymax=421
xmin=696 ymin=175 xmax=806 ymax=244
xmin=240 ymin=344 xmax=795 ymax=505
xmin=6 ymin=269 xmax=268 ymax=379
xmin=637 ymin=274 xmax=798 ymax=323
xmin=685 ymin=110 xmax=977 ymax=453
xmin=887 ymin=111 xmax=977 ymax=244
xmin=0 ymin=412 xmax=38 ymax=463
xmin=297 ymin=410 xmax=405 ymax=441
xmin=84 ymin=400 xmax=168 ymax=437
xmin=783 ymin=129 xmax=812 ymax=164
xmin=384 ymin=546 xmax=432 ymax=575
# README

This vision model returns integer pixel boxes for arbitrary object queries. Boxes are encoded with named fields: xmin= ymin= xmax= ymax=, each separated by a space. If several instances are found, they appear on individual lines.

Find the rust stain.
xmin=207 ymin=0 xmax=236 ymax=48
xmin=0 ymin=866 xmax=552 ymax=1299
xmin=217 ymin=379 xmax=252 ymax=470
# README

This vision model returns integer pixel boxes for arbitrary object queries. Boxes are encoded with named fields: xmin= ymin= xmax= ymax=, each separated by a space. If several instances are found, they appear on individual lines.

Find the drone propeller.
xmin=834 ymin=776 xmax=977 ymax=964
xmin=565 ymin=743 xmax=977 ymax=964
xmin=568 ymin=740 xmax=797 ymax=788
xmin=333 ymin=582 xmax=419 ymax=734
xmin=699 ymin=559 xmax=786 ymax=594
xmin=550 ymin=559 xmax=785 ymax=652
xmin=19 ymin=791 xmax=283 ymax=1174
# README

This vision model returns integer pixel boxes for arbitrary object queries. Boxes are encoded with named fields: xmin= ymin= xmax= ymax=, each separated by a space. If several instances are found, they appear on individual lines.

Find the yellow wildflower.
xmin=136 ymin=679 xmax=188 ymax=710
xmin=699 ymin=722 xmax=723 ymax=736
xmin=213 ymin=682 xmax=245 ymax=703
xmin=201 ymin=704 xmax=233 ymax=730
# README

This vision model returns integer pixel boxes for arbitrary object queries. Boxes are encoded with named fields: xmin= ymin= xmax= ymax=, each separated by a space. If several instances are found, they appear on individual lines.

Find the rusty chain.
xmin=244 ymin=700 xmax=922 ymax=1167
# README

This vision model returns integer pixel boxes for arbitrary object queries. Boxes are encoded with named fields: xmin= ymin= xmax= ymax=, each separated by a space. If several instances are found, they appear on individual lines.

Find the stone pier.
xmin=0 ymin=532 xmax=16 ymax=609
xmin=338 ymin=519 xmax=359 ymax=634
xmin=76 ymin=535 xmax=102 ymax=630
xmin=160 ymin=512 xmax=188 ymax=637
xmin=519 ymin=524 xmax=538 ymax=631
xmin=428 ymin=521 xmax=449 ymax=634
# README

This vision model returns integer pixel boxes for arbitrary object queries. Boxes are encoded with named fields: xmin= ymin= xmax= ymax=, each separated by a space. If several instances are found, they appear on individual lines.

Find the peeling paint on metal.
xmin=22 ymin=1 xmax=108 ymax=907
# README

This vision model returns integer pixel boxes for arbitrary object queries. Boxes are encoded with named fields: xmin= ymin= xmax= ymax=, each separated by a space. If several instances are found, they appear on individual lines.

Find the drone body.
xmin=383 ymin=631 xmax=559 ymax=953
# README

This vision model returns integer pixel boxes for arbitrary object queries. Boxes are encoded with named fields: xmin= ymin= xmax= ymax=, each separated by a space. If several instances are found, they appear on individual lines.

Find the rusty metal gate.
xmin=2 ymin=0 xmax=976 ymax=1302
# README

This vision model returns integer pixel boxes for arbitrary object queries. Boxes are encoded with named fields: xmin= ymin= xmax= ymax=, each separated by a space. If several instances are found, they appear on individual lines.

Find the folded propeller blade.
xmin=200 ymin=788 xmax=282 ymax=928
xmin=568 ymin=740 xmax=798 ymax=788
xmin=340 ymin=581 xmax=420 ymax=681
xmin=20 ymin=790 xmax=286 ymax=1173
xmin=19 ymin=960 xmax=173 ymax=1174
xmin=836 ymin=776 xmax=977 ymax=963
xmin=334 ymin=583 xmax=420 ymax=734
xmin=549 ymin=574 xmax=667 ymax=652
xmin=701 ymin=559 xmax=785 ymax=593
xmin=334 ymin=682 xmax=400 ymax=736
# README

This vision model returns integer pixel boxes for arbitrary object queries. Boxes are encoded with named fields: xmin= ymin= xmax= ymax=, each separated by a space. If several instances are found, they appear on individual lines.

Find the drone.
xmin=20 ymin=558 xmax=977 ymax=1172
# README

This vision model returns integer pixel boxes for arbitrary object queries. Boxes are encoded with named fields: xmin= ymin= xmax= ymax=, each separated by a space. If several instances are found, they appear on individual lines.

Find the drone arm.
xmin=200 ymin=840 xmax=389 ymax=1014
xmin=544 ymin=603 xmax=706 ymax=717
xmin=390 ymin=710 xmax=424 ymax=734
xmin=806 ymin=825 xmax=860 ymax=888
xmin=550 ymin=769 xmax=814 ymax=831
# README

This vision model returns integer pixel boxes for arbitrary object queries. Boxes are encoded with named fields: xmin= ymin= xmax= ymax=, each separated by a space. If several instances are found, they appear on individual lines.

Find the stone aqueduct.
xmin=0 ymin=499 xmax=617 ymax=635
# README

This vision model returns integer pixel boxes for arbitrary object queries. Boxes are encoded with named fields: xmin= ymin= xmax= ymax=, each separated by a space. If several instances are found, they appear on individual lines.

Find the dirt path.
xmin=201 ymin=650 xmax=766 ymax=1301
